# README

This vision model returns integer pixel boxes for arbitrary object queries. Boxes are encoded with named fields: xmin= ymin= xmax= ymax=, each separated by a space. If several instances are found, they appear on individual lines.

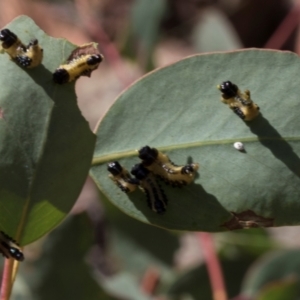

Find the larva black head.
xmin=53 ymin=68 xmax=70 ymax=84
xmin=138 ymin=146 xmax=158 ymax=165
xmin=15 ymin=55 xmax=32 ymax=68
xmin=218 ymin=81 xmax=238 ymax=98
xmin=28 ymin=38 xmax=39 ymax=47
xmin=131 ymin=163 xmax=150 ymax=180
xmin=86 ymin=54 xmax=103 ymax=66
xmin=9 ymin=246 xmax=24 ymax=261
xmin=107 ymin=161 xmax=123 ymax=176
xmin=0 ymin=28 xmax=18 ymax=48
xmin=0 ymin=231 xmax=24 ymax=261
xmin=181 ymin=164 xmax=195 ymax=174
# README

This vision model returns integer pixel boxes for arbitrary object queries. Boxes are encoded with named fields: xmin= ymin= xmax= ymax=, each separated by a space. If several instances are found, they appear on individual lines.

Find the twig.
xmin=0 ymin=259 xmax=14 ymax=300
xmin=140 ymin=266 xmax=160 ymax=295
xmin=197 ymin=232 xmax=228 ymax=300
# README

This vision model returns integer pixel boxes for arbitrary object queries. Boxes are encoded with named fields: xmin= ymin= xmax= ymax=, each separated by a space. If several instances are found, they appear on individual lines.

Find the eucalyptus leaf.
xmin=0 ymin=16 xmax=96 ymax=245
xmin=101 ymin=273 xmax=152 ymax=300
xmin=255 ymin=278 xmax=298 ymax=300
xmin=25 ymin=214 xmax=117 ymax=300
xmin=241 ymin=249 xmax=300 ymax=298
xmin=102 ymin=190 xmax=180 ymax=267
xmin=166 ymin=255 xmax=255 ymax=300
xmin=91 ymin=49 xmax=300 ymax=232
xmin=131 ymin=0 xmax=167 ymax=49
xmin=130 ymin=0 xmax=167 ymax=69
xmin=191 ymin=7 xmax=242 ymax=52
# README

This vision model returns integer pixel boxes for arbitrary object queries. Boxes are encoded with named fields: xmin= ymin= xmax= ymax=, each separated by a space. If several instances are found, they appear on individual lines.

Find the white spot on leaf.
xmin=233 ymin=142 xmax=244 ymax=151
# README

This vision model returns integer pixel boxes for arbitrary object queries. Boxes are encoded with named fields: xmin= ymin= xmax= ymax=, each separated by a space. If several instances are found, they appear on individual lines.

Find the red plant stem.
xmin=140 ymin=266 xmax=160 ymax=295
xmin=264 ymin=3 xmax=300 ymax=49
xmin=0 ymin=259 xmax=14 ymax=300
xmin=197 ymin=232 xmax=227 ymax=300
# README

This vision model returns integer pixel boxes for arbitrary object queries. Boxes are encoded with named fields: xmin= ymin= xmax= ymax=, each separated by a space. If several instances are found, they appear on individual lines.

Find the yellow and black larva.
xmin=131 ymin=163 xmax=168 ymax=214
xmin=138 ymin=146 xmax=199 ymax=187
xmin=0 ymin=28 xmax=43 ymax=68
xmin=217 ymin=81 xmax=260 ymax=121
xmin=0 ymin=231 xmax=24 ymax=261
xmin=107 ymin=161 xmax=139 ymax=193
xmin=20 ymin=38 xmax=44 ymax=68
xmin=53 ymin=44 xmax=103 ymax=84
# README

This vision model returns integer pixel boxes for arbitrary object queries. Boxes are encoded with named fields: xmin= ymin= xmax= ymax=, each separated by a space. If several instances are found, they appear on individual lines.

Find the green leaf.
xmin=130 ymin=0 xmax=167 ymax=69
xmin=19 ymin=214 xmax=117 ymax=300
xmin=166 ymin=253 xmax=255 ymax=300
xmin=218 ymin=228 xmax=277 ymax=257
xmin=0 ymin=16 xmax=96 ymax=244
xmin=101 ymin=190 xmax=180 ymax=267
xmin=101 ymin=272 xmax=152 ymax=300
xmin=91 ymin=49 xmax=300 ymax=232
xmin=256 ymin=277 xmax=298 ymax=300
xmin=99 ymin=191 xmax=178 ymax=298
xmin=241 ymin=249 xmax=300 ymax=298
xmin=191 ymin=7 xmax=242 ymax=52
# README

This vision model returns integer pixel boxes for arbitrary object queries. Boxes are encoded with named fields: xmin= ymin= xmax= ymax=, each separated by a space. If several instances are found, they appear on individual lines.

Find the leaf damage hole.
xmin=222 ymin=209 xmax=274 ymax=230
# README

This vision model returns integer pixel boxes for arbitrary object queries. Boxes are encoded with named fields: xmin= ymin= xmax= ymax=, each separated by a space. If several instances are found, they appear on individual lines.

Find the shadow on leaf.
xmin=127 ymin=181 xmax=231 ymax=231
xmin=247 ymin=114 xmax=300 ymax=179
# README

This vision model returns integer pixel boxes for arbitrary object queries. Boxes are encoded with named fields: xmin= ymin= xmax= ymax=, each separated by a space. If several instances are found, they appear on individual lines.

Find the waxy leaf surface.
xmin=0 ymin=16 xmax=96 ymax=244
xmin=91 ymin=49 xmax=300 ymax=232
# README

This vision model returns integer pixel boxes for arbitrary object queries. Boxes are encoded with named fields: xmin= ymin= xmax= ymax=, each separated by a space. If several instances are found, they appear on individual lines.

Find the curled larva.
xmin=0 ymin=28 xmax=43 ymax=68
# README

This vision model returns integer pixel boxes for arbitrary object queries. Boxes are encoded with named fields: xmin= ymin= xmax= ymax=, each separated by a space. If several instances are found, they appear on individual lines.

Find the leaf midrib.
xmin=92 ymin=136 xmax=300 ymax=165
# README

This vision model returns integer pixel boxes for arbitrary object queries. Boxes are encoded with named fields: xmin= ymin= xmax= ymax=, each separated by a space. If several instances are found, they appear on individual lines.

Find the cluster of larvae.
xmin=108 ymin=146 xmax=199 ymax=214
xmin=0 ymin=28 xmax=103 ymax=83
